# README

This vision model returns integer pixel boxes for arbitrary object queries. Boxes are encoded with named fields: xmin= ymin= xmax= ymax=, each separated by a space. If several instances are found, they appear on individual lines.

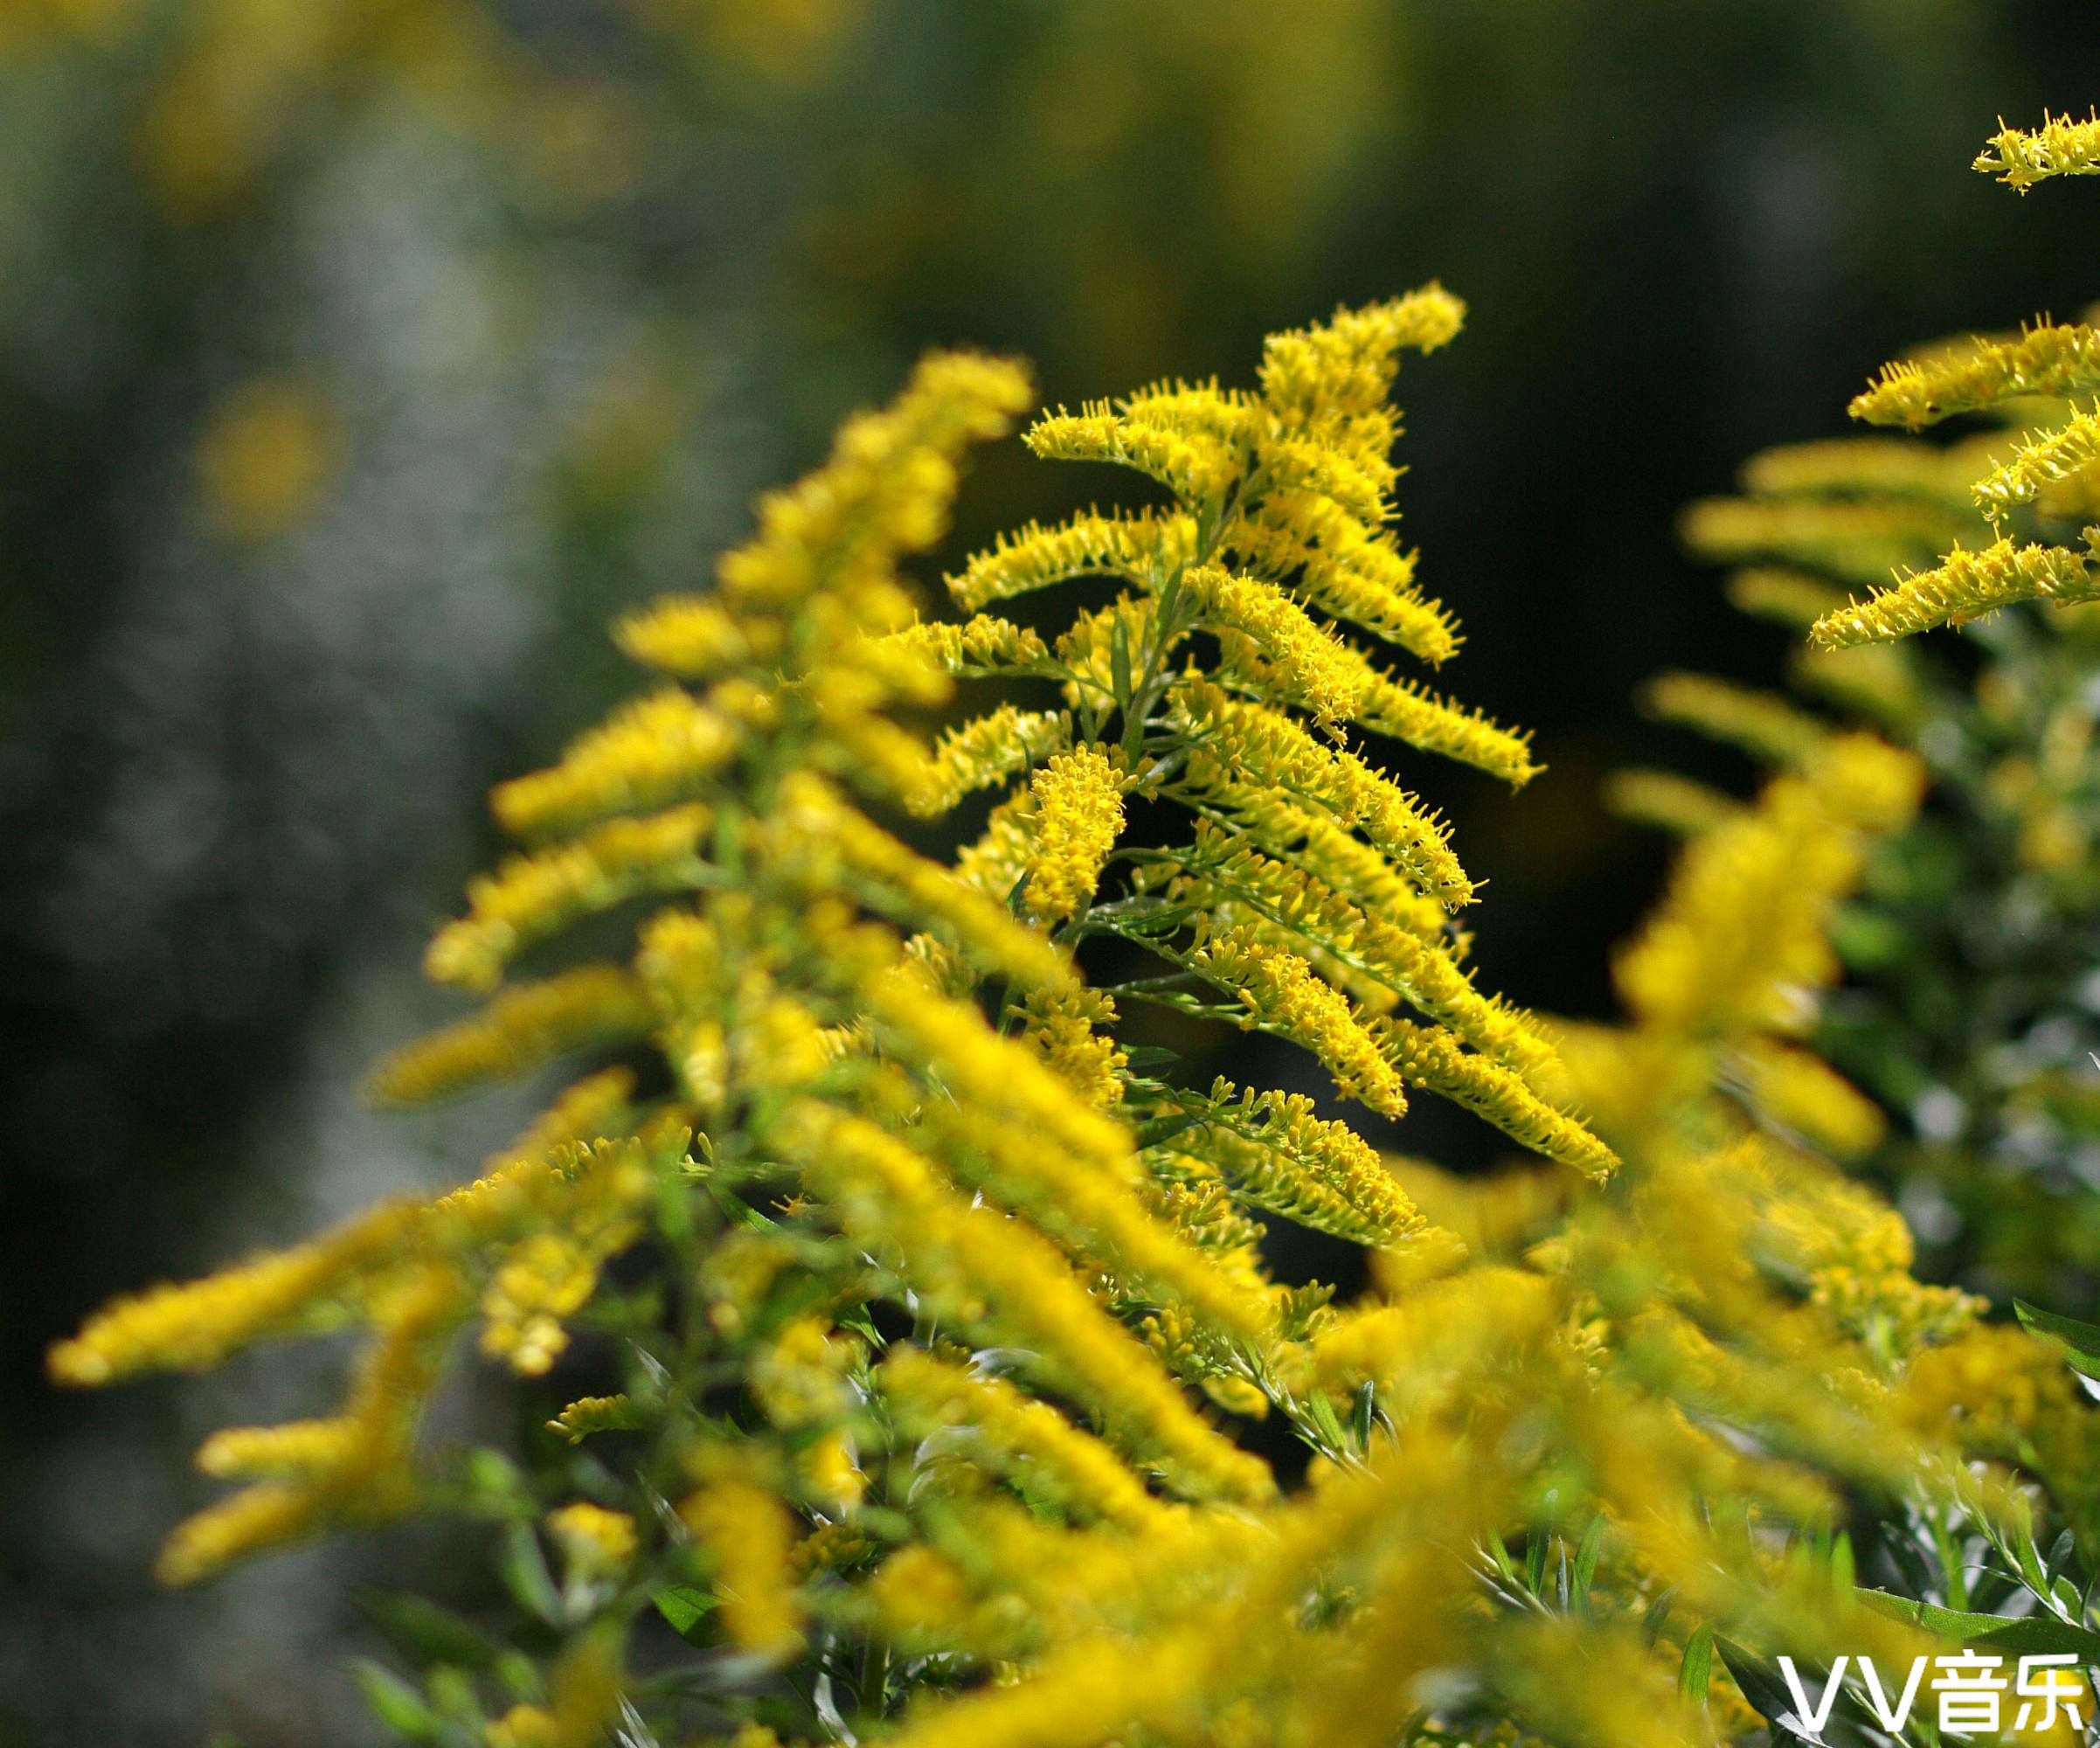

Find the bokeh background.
xmin=7 ymin=2 xmax=2100 ymax=1740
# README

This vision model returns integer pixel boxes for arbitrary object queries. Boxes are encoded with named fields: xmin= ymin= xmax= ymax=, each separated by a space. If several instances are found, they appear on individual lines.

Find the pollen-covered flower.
xmin=1021 ymin=746 xmax=1125 ymax=922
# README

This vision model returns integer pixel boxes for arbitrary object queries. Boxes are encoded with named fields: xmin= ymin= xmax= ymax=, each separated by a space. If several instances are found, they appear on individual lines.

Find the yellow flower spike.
xmin=681 ymin=1472 xmax=806 ymax=1656
xmin=1206 ymin=788 xmax=1451 ymax=942
xmin=1021 ymin=745 xmax=1126 ymax=922
xmin=1348 ymin=665 xmax=1540 ymax=785
xmin=797 ymin=1428 xmax=866 ymax=1511
xmin=750 ymin=1316 xmax=857 ymax=1428
xmin=951 ymin=787 xmax=1039 ymax=905
xmin=1024 ymin=399 xmax=1244 ymax=506
xmin=1226 ymin=490 xmax=1460 ymax=665
xmin=777 ymin=1101 xmax=1273 ymax=1504
xmin=1190 ymin=926 xmax=1410 ymax=1120
xmin=1975 ymin=108 xmax=2100 ymax=191
xmin=49 ymin=1200 xmax=419 ymax=1386
xmin=1737 ymin=434 xmax=1982 ymax=510
xmin=487 ymin=1631 xmax=624 ymax=1748
xmin=715 ymin=349 xmax=1032 ymax=616
xmin=1304 ymin=1266 xmax=1556 ymax=1401
xmin=1730 ymin=1039 xmax=1885 ymax=1160
xmin=947 ymin=509 xmax=1195 ymax=612
xmin=611 ymin=590 xmax=780 ymax=680
xmin=1168 ymin=1080 xmax=1435 ymax=1250
xmin=424 ymin=803 xmax=711 ymax=992
xmin=366 ymin=965 xmax=652 ymax=1105
xmin=157 ymin=1264 xmax=467 ymax=1585
xmin=547 ymin=1502 xmax=638 ymax=1580
xmin=1679 ymin=495 xmax=1959 ymax=585
xmin=1810 ymin=538 xmax=2100 ymax=649
xmin=882 ymin=613 xmax=1052 ymax=676
xmin=1615 ymin=736 xmax=1923 ymax=1039
xmin=1176 ymin=686 xmax=1473 ymax=909
xmin=475 ymin=1140 xmax=655 ymax=1376
xmin=1185 ymin=561 xmax=1373 ymax=726
xmin=1972 ymin=402 xmax=2100 ymax=523
xmin=1602 ymin=767 xmax=1742 ymax=837
xmin=1639 ymin=671 xmax=1828 ymax=767
xmin=1020 ymin=985 xmax=1127 ymax=1111
xmin=1119 ymin=378 xmax=1261 ymax=450
xmin=490 ymin=687 xmax=738 ymax=840
xmin=1050 ymin=591 xmax=1158 ymax=707
xmin=546 ymin=1393 xmax=644 ymax=1443
xmin=1370 ymin=1015 xmax=1618 ymax=1179
xmin=1161 ymin=822 xmax=1550 ymax=1072
xmin=924 ymin=1094 xmax=1272 ymax=1345
xmin=1257 ymin=285 xmax=1466 ymax=420
xmin=769 ymin=773 xmax=1077 ymax=995
xmin=791 ymin=1521 xmax=873 ymax=1581
xmin=153 ymin=1483 xmax=320 ymax=1588
xmin=909 ymin=704 xmax=1071 ymax=817
xmin=881 ymin=1347 xmax=1174 ymax=1531
xmin=1851 ymin=321 xmax=2100 ymax=428
xmin=1254 ymin=431 xmax=1393 ymax=526
xmin=195 ymin=1419 xmax=357 ymax=1481
xmin=842 ymin=973 xmax=1269 ymax=1343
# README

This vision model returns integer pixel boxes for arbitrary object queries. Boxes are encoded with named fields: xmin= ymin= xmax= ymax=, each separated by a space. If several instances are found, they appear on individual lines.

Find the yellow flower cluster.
xmin=949 ymin=509 xmax=1195 ymax=612
xmin=1167 ymin=1079 xmax=1431 ymax=1250
xmin=364 ymin=965 xmax=651 ymax=1104
xmin=1192 ymin=925 xmax=1411 ymax=1119
xmin=910 ymin=704 xmax=1071 ymax=816
xmin=681 ymin=1472 xmax=806 ymax=1655
xmin=882 ymin=1347 xmax=1172 ymax=1530
xmin=1972 ymin=402 xmax=2100 ymax=521
xmin=1812 ymin=538 xmax=2100 ymax=649
xmin=1602 ymin=766 xmax=1739 ymax=837
xmin=57 ymin=295 xmax=2083 ymax=1748
xmin=1019 ymin=746 xmax=1125 ymax=922
xmin=1616 ymin=734 xmax=1923 ymax=1038
xmin=1852 ymin=320 xmax=2100 ymax=429
xmin=777 ymin=1099 xmax=1272 ymax=1503
xmin=1975 ymin=108 xmax=2100 ymax=191
xmin=492 ymin=688 xmax=738 ymax=839
xmin=423 ymin=803 xmax=710 ymax=991
xmin=1177 ymin=684 xmax=1473 ymax=907
xmin=1640 ymin=672 xmax=1828 ymax=768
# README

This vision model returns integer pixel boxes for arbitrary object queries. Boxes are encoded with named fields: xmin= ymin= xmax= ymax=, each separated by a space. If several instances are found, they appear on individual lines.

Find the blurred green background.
xmin=6 ymin=2 xmax=2100 ymax=1740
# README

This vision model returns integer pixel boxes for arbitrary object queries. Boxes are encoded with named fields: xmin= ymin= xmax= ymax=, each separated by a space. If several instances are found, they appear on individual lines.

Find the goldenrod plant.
xmin=51 ymin=295 xmax=2100 ymax=1746
xmin=1677 ymin=109 xmax=2100 ymax=1306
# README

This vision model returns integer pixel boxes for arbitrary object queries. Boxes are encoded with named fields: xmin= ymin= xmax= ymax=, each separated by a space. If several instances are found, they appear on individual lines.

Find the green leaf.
xmin=653 ymin=1584 xmax=718 ymax=1644
xmin=1525 ymin=1530 xmax=1549 ymax=1598
xmin=1678 ymin=1624 xmax=1714 ymax=1706
xmin=2015 ymin=1300 xmax=2100 ymax=1382
xmin=351 ymin=1660 xmax=440 ymax=1744
xmin=1133 ymin=1112 xmax=1206 ymax=1148
xmin=1855 ymin=1587 xmax=2100 ymax=1659
xmin=1715 ymin=1638 xmax=1835 ymax=1745
xmin=496 ymin=1523 xmax=563 ymax=1627
xmin=358 ymin=1592 xmax=499 ymax=1673
xmin=1300 ymin=1389 xmax=1348 ymax=1454
xmin=1571 ymin=1516 xmax=1605 ymax=1611
xmin=1641 ymin=1585 xmax=1677 ymax=1647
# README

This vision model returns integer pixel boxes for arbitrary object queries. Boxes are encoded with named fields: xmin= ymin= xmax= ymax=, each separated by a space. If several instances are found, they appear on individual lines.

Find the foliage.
xmin=1675 ymin=113 xmax=2100 ymax=1307
xmin=47 ymin=262 xmax=2100 ymax=1748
